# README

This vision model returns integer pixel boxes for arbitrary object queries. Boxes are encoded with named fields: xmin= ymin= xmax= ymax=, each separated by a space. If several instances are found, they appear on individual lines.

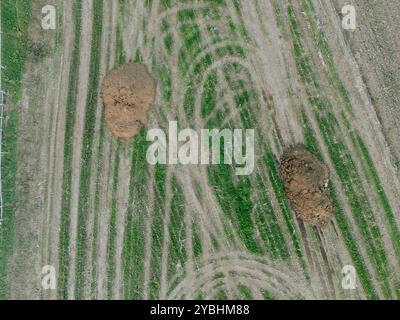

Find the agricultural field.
xmin=1 ymin=0 xmax=400 ymax=300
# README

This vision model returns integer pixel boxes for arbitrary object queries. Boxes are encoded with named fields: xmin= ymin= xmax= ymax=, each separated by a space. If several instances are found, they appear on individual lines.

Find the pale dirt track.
xmin=44 ymin=0 xmax=74 ymax=300
xmin=67 ymin=0 xmax=94 ymax=299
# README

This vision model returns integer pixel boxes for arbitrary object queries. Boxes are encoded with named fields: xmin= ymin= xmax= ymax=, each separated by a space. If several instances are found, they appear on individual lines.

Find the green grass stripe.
xmin=301 ymin=109 xmax=378 ymax=299
xmin=0 ymin=0 xmax=30 ymax=299
xmin=262 ymin=289 xmax=275 ymax=300
xmin=57 ymin=0 xmax=82 ymax=299
xmin=192 ymin=220 xmax=202 ymax=258
xmin=122 ymin=130 xmax=148 ymax=299
xmin=74 ymin=0 xmax=104 ymax=298
xmin=106 ymin=143 xmax=121 ymax=299
xmin=299 ymin=0 xmax=354 ymax=114
xmin=201 ymin=72 xmax=218 ymax=118
xmin=264 ymin=151 xmax=309 ymax=278
xmin=254 ymin=173 xmax=290 ymax=260
xmin=167 ymin=176 xmax=187 ymax=278
xmin=237 ymin=284 xmax=252 ymax=299
xmin=207 ymin=161 xmax=261 ymax=254
xmin=148 ymin=164 xmax=167 ymax=299
xmin=89 ymin=102 xmax=108 ymax=298
xmin=331 ymin=185 xmax=379 ymax=299
xmin=1 ymin=0 xmax=30 ymax=103
xmin=315 ymin=111 xmax=392 ymax=298
xmin=287 ymin=2 xmax=392 ymax=296
xmin=351 ymin=132 xmax=400 ymax=265
xmin=116 ymin=23 xmax=127 ymax=66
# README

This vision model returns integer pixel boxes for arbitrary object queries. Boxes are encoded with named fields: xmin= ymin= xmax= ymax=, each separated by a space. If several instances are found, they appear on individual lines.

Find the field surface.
xmin=1 ymin=0 xmax=400 ymax=300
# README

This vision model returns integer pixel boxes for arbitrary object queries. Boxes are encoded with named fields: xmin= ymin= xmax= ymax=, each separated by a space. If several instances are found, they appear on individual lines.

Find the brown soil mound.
xmin=279 ymin=145 xmax=333 ymax=227
xmin=101 ymin=63 xmax=156 ymax=140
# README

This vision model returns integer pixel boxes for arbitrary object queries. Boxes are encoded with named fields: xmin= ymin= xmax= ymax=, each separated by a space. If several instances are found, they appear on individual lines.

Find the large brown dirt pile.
xmin=279 ymin=145 xmax=333 ymax=227
xmin=101 ymin=63 xmax=156 ymax=140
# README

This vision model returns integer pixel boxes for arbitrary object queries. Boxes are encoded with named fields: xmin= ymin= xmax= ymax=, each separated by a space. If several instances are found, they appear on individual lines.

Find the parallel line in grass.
xmin=299 ymin=0 xmax=354 ymax=115
xmin=351 ymin=132 xmax=400 ymax=266
xmin=57 ymin=0 xmax=82 ymax=299
xmin=297 ymin=1 xmax=399 ymax=275
xmin=301 ymin=109 xmax=378 ymax=299
xmin=92 ymin=19 xmax=127 ymax=299
xmin=0 ymin=0 xmax=30 ymax=299
xmin=106 ymin=142 xmax=121 ymax=299
xmin=287 ymin=4 xmax=392 ymax=298
xmin=264 ymin=151 xmax=309 ymax=279
xmin=192 ymin=219 xmax=202 ymax=258
xmin=148 ymin=164 xmax=167 ymax=299
xmin=122 ymin=131 xmax=148 ymax=299
xmin=167 ymin=175 xmax=187 ymax=279
xmin=293 ymin=4 xmax=396 ymax=277
xmin=254 ymin=173 xmax=290 ymax=261
xmin=74 ymin=0 xmax=104 ymax=299
xmin=316 ymin=108 xmax=392 ymax=299
xmin=89 ymin=100 xmax=109 ymax=298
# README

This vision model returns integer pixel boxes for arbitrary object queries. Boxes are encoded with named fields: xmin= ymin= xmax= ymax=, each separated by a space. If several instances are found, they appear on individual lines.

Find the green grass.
xmin=237 ymin=284 xmax=252 ymax=299
xmin=1 ymin=0 xmax=30 ymax=103
xmin=148 ymin=164 xmax=167 ymax=298
xmin=57 ymin=0 xmax=82 ymax=299
xmin=351 ymin=132 xmax=400 ymax=265
xmin=122 ymin=130 xmax=149 ymax=299
xmin=254 ymin=173 xmax=290 ymax=260
xmin=167 ymin=176 xmax=187 ymax=278
xmin=301 ymin=109 xmax=379 ymax=299
xmin=264 ymin=151 xmax=309 ymax=278
xmin=106 ymin=143 xmax=121 ymax=299
xmin=74 ymin=0 xmax=104 ymax=298
xmin=0 ymin=0 xmax=31 ymax=299
xmin=201 ymin=72 xmax=218 ymax=117
xmin=287 ymin=3 xmax=394 ymax=297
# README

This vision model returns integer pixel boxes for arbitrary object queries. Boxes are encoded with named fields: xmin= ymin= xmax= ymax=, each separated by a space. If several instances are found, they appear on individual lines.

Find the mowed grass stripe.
xmin=350 ymin=132 xmax=400 ymax=265
xmin=106 ymin=142 xmax=121 ymax=299
xmin=149 ymin=164 xmax=167 ymax=299
xmin=92 ymin=15 xmax=128 ymax=299
xmin=301 ymin=109 xmax=378 ymax=299
xmin=74 ymin=0 xmax=104 ymax=299
xmin=287 ymin=4 xmax=393 ymax=298
xmin=122 ymin=130 xmax=148 ymax=299
xmin=254 ymin=173 xmax=290 ymax=261
xmin=297 ymin=1 xmax=400 ymax=274
xmin=167 ymin=176 xmax=187 ymax=279
xmin=316 ymin=108 xmax=392 ymax=299
xmin=57 ymin=0 xmax=82 ymax=299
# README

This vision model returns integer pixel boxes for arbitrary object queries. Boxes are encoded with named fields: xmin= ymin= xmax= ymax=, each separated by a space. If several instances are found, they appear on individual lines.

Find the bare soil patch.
xmin=279 ymin=145 xmax=333 ymax=227
xmin=100 ymin=62 xmax=156 ymax=140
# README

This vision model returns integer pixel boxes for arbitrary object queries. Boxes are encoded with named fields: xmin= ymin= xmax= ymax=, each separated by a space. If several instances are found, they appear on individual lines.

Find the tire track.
xmin=44 ymin=0 xmax=74 ymax=300
xmin=67 ymin=0 xmax=93 ymax=299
